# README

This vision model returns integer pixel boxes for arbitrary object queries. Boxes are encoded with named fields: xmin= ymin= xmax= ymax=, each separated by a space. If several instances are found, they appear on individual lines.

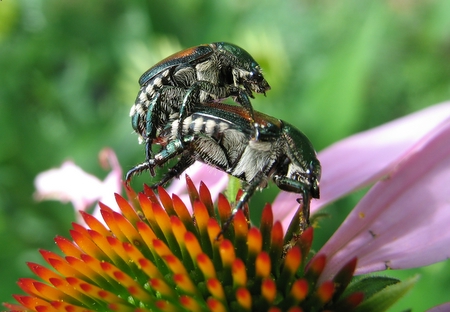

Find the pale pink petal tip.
xmin=34 ymin=148 xmax=123 ymax=218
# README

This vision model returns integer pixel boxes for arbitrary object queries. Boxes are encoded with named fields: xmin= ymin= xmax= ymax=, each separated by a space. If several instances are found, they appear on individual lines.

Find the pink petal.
xmin=274 ymin=102 xmax=450 ymax=225
xmin=34 ymin=160 xmax=104 ymax=211
xmin=427 ymin=303 xmax=450 ymax=312
xmin=316 ymin=118 xmax=450 ymax=282
xmin=34 ymin=148 xmax=123 ymax=220
xmin=166 ymin=161 xmax=229 ymax=211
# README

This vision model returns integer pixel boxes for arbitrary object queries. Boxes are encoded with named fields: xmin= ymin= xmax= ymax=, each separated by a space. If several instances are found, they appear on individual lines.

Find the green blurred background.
xmin=1 ymin=0 xmax=449 ymax=310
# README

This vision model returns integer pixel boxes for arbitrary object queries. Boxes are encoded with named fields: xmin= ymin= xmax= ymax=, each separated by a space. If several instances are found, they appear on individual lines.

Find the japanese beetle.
xmin=126 ymin=102 xmax=321 ymax=226
xmin=129 ymin=42 xmax=270 ymax=165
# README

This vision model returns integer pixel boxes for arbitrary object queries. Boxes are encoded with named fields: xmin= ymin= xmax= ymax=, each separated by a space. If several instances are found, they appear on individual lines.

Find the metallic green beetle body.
xmin=129 ymin=42 xmax=270 ymax=167
xmin=126 ymin=103 xmax=320 ymax=224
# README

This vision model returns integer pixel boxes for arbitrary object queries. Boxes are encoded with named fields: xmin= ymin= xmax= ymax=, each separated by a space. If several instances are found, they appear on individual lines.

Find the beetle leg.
xmin=273 ymin=176 xmax=311 ymax=227
xmin=235 ymin=90 xmax=259 ymax=141
xmin=126 ymin=136 xmax=190 ymax=185
xmin=125 ymin=159 xmax=157 ymax=185
xmin=143 ymin=92 xmax=161 ymax=177
xmin=218 ymin=174 xmax=265 ymax=239
xmin=150 ymin=154 xmax=195 ymax=189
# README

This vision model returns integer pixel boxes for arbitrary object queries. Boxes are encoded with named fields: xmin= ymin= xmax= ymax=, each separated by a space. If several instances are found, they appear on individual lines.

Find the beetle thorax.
xmin=195 ymin=57 xmax=221 ymax=84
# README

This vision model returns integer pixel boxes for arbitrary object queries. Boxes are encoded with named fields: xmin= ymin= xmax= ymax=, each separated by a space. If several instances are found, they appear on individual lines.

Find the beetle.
xmin=129 ymin=42 xmax=271 ymax=165
xmin=126 ymin=102 xmax=321 ymax=226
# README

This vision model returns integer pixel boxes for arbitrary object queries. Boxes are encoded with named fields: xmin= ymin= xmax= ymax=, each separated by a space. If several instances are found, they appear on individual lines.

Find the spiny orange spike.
xmin=157 ymin=186 xmax=176 ymax=216
xmin=173 ymin=274 xmax=199 ymax=297
xmin=154 ymin=299 xmax=179 ymax=312
xmin=170 ymin=216 xmax=187 ymax=246
xmin=233 ymin=210 xmax=249 ymax=262
xmin=196 ymin=253 xmax=216 ymax=279
xmin=79 ymin=211 xmax=110 ymax=237
xmin=192 ymin=200 xmax=210 ymax=237
xmin=217 ymin=194 xmax=232 ymax=225
xmin=206 ymin=297 xmax=227 ymax=312
xmin=52 ymin=301 xmax=92 ymax=312
xmin=162 ymin=254 xmax=189 ymax=275
xmin=100 ymin=262 xmax=153 ymax=304
xmin=143 ymin=184 xmax=160 ymax=203
xmin=287 ymin=307 xmax=304 ymax=312
xmin=219 ymin=239 xmax=235 ymax=268
xmin=260 ymin=204 xmax=273 ymax=251
xmin=38 ymin=304 xmax=59 ymax=312
xmin=17 ymin=278 xmax=41 ymax=297
xmin=80 ymin=254 xmax=112 ymax=282
xmin=11 ymin=295 xmax=48 ymax=311
xmin=151 ymin=200 xmax=175 ymax=240
xmin=289 ymin=279 xmax=309 ymax=302
xmin=106 ymin=236 xmax=130 ymax=263
xmin=316 ymin=280 xmax=335 ymax=304
xmin=38 ymin=302 xmax=58 ymax=312
xmin=99 ymin=208 xmax=124 ymax=242
xmin=149 ymin=278 xmax=175 ymax=297
xmin=171 ymin=194 xmax=195 ymax=228
xmin=185 ymin=175 xmax=200 ymax=206
xmin=71 ymin=223 xmax=89 ymax=237
xmin=152 ymin=239 xmax=173 ymax=257
xmin=261 ymin=278 xmax=277 ymax=304
xmin=67 ymin=277 xmax=126 ymax=304
xmin=108 ymin=302 xmax=137 ymax=312
xmin=124 ymin=180 xmax=139 ymax=206
xmin=269 ymin=221 xmax=284 ymax=274
xmin=54 ymin=236 xmax=83 ymax=258
xmin=199 ymin=181 xmax=214 ymax=216
xmin=46 ymin=258 xmax=82 ymax=284
xmin=235 ymin=287 xmax=252 ymax=310
xmin=206 ymin=218 xmax=222 ymax=242
xmin=27 ymin=263 xmax=60 ymax=283
xmin=122 ymin=242 xmax=162 ymax=279
xmin=3 ymin=302 xmax=31 ymax=312
xmin=305 ymin=254 xmax=327 ymax=280
xmin=88 ymin=230 xmax=117 ymax=262
xmin=231 ymin=258 xmax=247 ymax=288
xmin=298 ymin=227 xmax=314 ymax=260
xmin=338 ymin=292 xmax=364 ymax=309
xmin=179 ymin=295 xmax=203 ymax=311
xmin=138 ymin=192 xmax=156 ymax=223
xmin=184 ymin=231 xmax=203 ymax=263
xmin=255 ymin=252 xmax=271 ymax=279
xmin=271 ymin=221 xmax=284 ymax=249
xmin=332 ymin=257 xmax=357 ymax=300
xmin=65 ymin=256 xmax=105 ymax=285
xmin=206 ymin=278 xmax=226 ymax=301
xmin=70 ymin=229 xmax=107 ymax=260
xmin=48 ymin=277 xmax=85 ymax=302
xmin=40 ymin=250 xmax=65 ymax=265
xmin=233 ymin=209 xmax=249 ymax=239
xmin=284 ymin=246 xmax=302 ymax=274
xmin=98 ymin=201 xmax=114 ymax=214
xmin=136 ymin=221 xmax=157 ymax=251
xmin=114 ymin=193 xmax=141 ymax=226
xmin=112 ymin=211 xmax=144 ymax=245
xmin=33 ymin=281 xmax=65 ymax=301
xmin=247 ymin=227 xmax=263 ymax=256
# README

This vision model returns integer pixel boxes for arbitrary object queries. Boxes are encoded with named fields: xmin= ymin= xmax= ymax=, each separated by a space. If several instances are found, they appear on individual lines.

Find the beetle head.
xmin=214 ymin=42 xmax=271 ymax=98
